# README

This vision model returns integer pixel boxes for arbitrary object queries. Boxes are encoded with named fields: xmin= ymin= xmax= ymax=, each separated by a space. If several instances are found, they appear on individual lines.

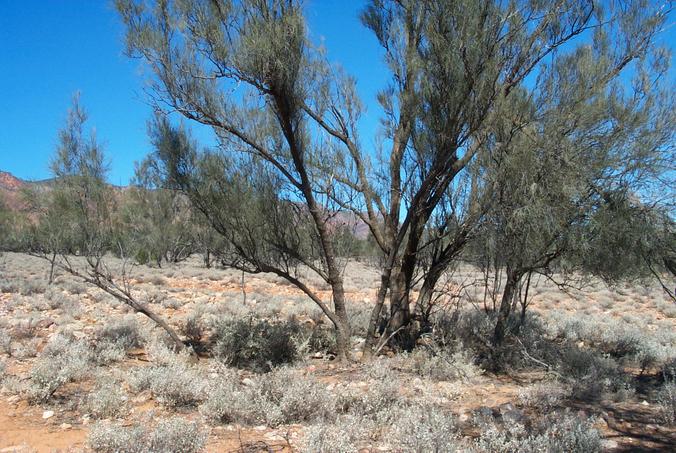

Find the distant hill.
xmin=0 ymin=170 xmax=35 ymax=211
xmin=0 ymin=169 xmax=371 ymax=239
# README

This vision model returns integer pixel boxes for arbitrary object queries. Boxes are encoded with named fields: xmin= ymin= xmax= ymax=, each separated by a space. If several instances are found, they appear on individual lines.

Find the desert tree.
xmin=469 ymin=24 xmax=675 ymax=349
xmin=120 ymin=156 xmax=194 ymax=266
xmin=116 ymin=0 xmax=672 ymax=358
xmin=26 ymin=95 xmax=190 ymax=352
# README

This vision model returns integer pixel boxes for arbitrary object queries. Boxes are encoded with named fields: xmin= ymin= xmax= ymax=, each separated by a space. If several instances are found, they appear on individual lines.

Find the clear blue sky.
xmin=0 ymin=0 xmax=384 ymax=185
xmin=1 ymin=2 xmax=673 ymax=185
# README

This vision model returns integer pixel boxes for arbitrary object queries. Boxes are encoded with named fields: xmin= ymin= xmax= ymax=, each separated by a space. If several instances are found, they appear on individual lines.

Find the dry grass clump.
xmin=27 ymin=333 xmax=91 ymax=403
xmin=88 ymin=417 xmax=207 ymax=453
xmin=475 ymin=411 xmax=601 ymax=453
xmin=391 ymin=347 xmax=482 ymax=382
xmin=128 ymin=348 xmax=206 ymax=408
xmin=201 ymin=367 xmax=336 ymax=427
xmin=86 ymin=376 xmax=129 ymax=419
xmin=657 ymin=380 xmax=676 ymax=425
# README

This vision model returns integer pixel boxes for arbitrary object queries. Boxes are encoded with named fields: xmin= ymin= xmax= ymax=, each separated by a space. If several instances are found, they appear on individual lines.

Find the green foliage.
xmin=211 ymin=317 xmax=301 ymax=372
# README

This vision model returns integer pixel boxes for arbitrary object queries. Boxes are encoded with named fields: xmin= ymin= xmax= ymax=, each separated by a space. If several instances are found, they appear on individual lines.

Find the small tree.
xmin=120 ymin=157 xmax=194 ymax=267
xmin=117 ymin=0 xmax=673 ymax=358
xmin=27 ymin=95 xmax=189 ymax=352
xmin=471 ymin=32 xmax=675 ymax=349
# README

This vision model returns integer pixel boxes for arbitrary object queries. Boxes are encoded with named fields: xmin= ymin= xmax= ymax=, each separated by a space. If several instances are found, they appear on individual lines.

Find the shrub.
xmin=335 ymin=378 xmax=401 ymax=419
xmin=211 ymin=317 xmax=300 ymax=372
xmin=656 ymin=380 xmax=676 ymax=425
xmin=517 ymin=381 xmax=570 ymax=413
xmin=301 ymin=416 xmax=366 ymax=453
xmin=88 ymin=417 xmax=207 ymax=453
xmin=18 ymin=279 xmax=47 ymax=296
xmin=387 ymin=404 xmax=460 ymax=452
xmin=87 ymin=378 xmax=128 ymax=419
xmin=558 ymin=347 xmax=633 ymax=401
xmin=201 ymin=367 xmax=335 ymax=427
xmin=394 ymin=347 xmax=481 ymax=382
xmin=96 ymin=316 xmax=144 ymax=351
xmin=476 ymin=411 xmax=601 ymax=453
xmin=128 ymin=356 xmax=205 ymax=407
xmin=27 ymin=333 xmax=91 ymax=403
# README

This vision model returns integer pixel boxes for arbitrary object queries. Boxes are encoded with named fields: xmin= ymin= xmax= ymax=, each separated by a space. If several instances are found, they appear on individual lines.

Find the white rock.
xmin=42 ymin=410 xmax=55 ymax=419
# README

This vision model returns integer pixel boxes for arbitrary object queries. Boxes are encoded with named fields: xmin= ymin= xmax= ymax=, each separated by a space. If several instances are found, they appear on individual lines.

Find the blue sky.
xmin=1 ymin=2 xmax=673 ymax=185
xmin=0 ymin=0 xmax=384 ymax=185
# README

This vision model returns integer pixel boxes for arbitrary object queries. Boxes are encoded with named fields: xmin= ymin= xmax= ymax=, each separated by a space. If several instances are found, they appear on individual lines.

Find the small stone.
xmin=254 ymin=425 xmax=267 ymax=431
xmin=42 ymin=410 xmax=55 ymax=419
xmin=1 ymin=446 xmax=29 ymax=453
xmin=36 ymin=318 xmax=55 ymax=329
xmin=475 ymin=406 xmax=494 ymax=418
xmin=498 ymin=403 xmax=515 ymax=414
xmin=641 ymin=400 xmax=649 ymax=406
xmin=311 ymin=352 xmax=323 ymax=359
xmin=242 ymin=378 xmax=254 ymax=387
xmin=501 ymin=409 xmax=525 ymax=423
xmin=7 ymin=395 xmax=20 ymax=403
xmin=60 ymin=423 xmax=72 ymax=430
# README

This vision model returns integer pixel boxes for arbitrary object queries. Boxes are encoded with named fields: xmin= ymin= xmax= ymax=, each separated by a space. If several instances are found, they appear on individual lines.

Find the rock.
xmin=60 ymin=423 xmax=72 ymax=430
xmin=1 ymin=446 xmax=30 ymax=453
xmin=254 ymin=425 xmax=267 ymax=431
xmin=498 ymin=403 xmax=515 ymax=414
xmin=36 ymin=318 xmax=55 ymax=329
xmin=475 ymin=406 xmax=494 ymax=418
xmin=42 ymin=410 xmax=55 ymax=419
xmin=311 ymin=352 xmax=323 ymax=359
xmin=641 ymin=400 xmax=649 ymax=406
xmin=241 ymin=378 xmax=254 ymax=387
xmin=501 ymin=409 xmax=525 ymax=424
xmin=7 ymin=395 xmax=20 ymax=403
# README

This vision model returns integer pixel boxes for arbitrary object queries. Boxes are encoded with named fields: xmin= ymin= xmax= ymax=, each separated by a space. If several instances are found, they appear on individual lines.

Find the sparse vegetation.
xmin=88 ymin=417 xmax=207 ymax=453
xmin=1 ymin=0 xmax=675 ymax=450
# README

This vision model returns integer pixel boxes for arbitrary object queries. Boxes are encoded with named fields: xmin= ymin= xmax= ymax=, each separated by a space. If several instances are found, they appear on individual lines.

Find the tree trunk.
xmin=388 ymin=269 xmax=410 ymax=333
xmin=492 ymin=269 xmax=521 ymax=347
xmin=48 ymin=252 xmax=57 ymax=284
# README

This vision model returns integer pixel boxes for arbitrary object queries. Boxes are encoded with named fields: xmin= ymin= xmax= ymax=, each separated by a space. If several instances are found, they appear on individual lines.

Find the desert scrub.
xmin=335 ymin=378 xmax=401 ymax=419
xmin=475 ymin=411 xmax=601 ymax=453
xmin=87 ymin=377 xmax=129 ymax=419
xmin=656 ymin=380 xmax=676 ymax=425
xmin=301 ymin=415 xmax=369 ymax=453
xmin=211 ymin=317 xmax=301 ymax=372
xmin=92 ymin=315 xmax=145 ymax=364
xmin=27 ymin=333 xmax=91 ymax=403
xmin=128 ymin=353 xmax=205 ymax=407
xmin=393 ymin=347 xmax=481 ymax=382
xmin=517 ymin=381 xmax=571 ymax=413
xmin=558 ymin=347 xmax=634 ymax=401
xmin=201 ymin=367 xmax=335 ymax=427
xmin=386 ymin=404 xmax=460 ymax=452
xmin=88 ymin=417 xmax=207 ymax=453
